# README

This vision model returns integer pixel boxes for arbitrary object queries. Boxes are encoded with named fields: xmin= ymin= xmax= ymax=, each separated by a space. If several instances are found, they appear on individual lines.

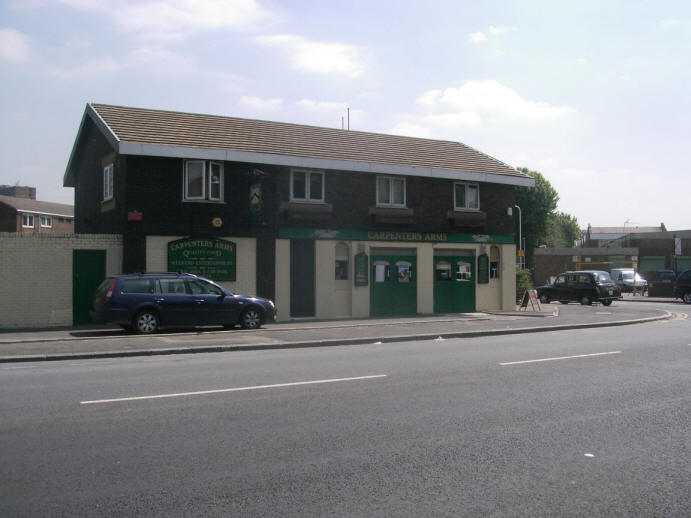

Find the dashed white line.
xmin=500 ymin=351 xmax=622 ymax=366
xmin=80 ymin=374 xmax=387 ymax=405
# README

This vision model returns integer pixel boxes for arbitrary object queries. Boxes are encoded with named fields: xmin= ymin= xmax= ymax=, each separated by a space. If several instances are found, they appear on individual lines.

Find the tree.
xmin=515 ymin=167 xmax=559 ymax=268
xmin=545 ymin=211 xmax=582 ymax=248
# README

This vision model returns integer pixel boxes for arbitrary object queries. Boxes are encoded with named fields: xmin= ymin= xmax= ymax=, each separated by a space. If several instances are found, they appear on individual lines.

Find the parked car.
xmin=91 ymin=272 xmax=276 ymax=334
xmin=610 ymin=268 xmax=648 ymax=293
xmin=647 ymin=269 xmax=676 ymax=297
xmin=673 ymin=269 xmax=691 ymax=304
xmin=536 ymin=270 xmax=620 ymax=306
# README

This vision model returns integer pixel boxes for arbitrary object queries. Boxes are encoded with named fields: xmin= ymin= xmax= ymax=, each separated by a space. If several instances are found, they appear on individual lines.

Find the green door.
xmin=370 ymin=255 xmax=417 ymax=316
xmin=434 ymin=256 xmax=475 ymax=313
xmin=73 ymin=250 xmax=106 ymax=325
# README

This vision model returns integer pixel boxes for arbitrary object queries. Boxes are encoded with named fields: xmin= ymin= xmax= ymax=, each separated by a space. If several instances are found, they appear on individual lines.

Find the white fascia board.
xmin=18 ymin=209 xmax=74 ymax=218
xmin=118 ymin=142 xmax=536 ymax=188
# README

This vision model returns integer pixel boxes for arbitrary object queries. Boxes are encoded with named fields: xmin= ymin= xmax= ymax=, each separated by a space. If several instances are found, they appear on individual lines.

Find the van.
xmin=610 ymin=268 xmax=647 ymax=293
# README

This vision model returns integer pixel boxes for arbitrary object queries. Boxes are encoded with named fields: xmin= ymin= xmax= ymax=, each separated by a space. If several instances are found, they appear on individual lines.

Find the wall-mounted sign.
xmin=279 ymin=227 xmax=514 ymax=244
xmin=478 ymin=254 xmax=489 ymax=284
xmin=249 ymin=183 xmax=262 ymax=213
xmin=354 ymin=252 xmax=368 ymax=286
xmin=211 ymin=217 xmax=223 ymax=228
xmin=168 ymin=237 xmax=236 ymax=281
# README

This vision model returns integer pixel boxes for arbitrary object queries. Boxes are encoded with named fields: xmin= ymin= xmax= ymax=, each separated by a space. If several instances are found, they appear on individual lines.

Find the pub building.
xmin=64 ymin=103 xmax=534 ymax=321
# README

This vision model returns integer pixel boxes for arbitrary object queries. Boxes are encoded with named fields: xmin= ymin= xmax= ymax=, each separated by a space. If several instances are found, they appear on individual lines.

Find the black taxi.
xmin=536 ymin=270 xmax=620 ymax=306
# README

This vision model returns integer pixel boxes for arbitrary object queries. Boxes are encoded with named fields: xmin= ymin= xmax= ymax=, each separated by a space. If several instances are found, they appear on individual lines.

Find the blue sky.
xmin=1 ymin=0 xmax=690 ymax=231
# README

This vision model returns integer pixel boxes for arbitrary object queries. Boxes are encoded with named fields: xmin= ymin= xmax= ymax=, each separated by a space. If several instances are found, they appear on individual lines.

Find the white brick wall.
xmin=0 ymin=233 xmax=122 ymax=329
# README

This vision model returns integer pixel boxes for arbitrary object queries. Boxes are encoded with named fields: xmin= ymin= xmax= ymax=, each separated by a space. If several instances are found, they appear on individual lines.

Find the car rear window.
xmin=121 ymin=278 xmax=156 ymax=294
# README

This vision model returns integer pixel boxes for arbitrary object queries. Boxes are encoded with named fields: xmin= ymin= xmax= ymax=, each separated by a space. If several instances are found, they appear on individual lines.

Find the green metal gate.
xmin=73 ymin=249 xmax=106 ymax=325
xmin=370 ymin=255 xmax=417 ymax=316
xmin=433 ymin=256 xmax=476 ymax=313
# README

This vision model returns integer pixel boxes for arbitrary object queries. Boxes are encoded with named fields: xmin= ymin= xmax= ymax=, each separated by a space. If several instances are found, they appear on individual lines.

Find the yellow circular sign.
xmin=211 ymin=217 xmax=223 ymax=228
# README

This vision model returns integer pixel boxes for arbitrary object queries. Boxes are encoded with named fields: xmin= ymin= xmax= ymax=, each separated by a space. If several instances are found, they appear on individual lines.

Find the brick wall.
xmin=0 ymin=233 xmax=122 ymax=329
xmin=534 ymin=248 xmax=638 ymax=286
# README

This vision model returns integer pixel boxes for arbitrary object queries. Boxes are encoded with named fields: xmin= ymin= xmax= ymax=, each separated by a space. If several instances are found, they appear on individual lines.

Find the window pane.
xmin=309 ymin=173 xmax=323 ymax=200
xmin=186 ymin=162 xmax=204 ymax=198
xmin=293 ymin=172 xmax=306 ymax=199
xmin=209 ymin=163 xmax=222 ymax=200
xmin=392 ymin=179 xmax=405 ymax=205
xmin=375 ymin=263 xmax=390 ymax=282
xmin=377 ymin=177 xmax=390 ymax=204
xmin=456 ymin=262 xmax=472 ymax=281
xmin=455 ymin=183 xmax=466 ymax=208
xmin=467 ymin=185 xmax=479 ymax=209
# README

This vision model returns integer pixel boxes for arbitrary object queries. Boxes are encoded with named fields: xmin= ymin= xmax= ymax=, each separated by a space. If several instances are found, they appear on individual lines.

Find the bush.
xmin=516 ymin=268 xmax=535 ymax=302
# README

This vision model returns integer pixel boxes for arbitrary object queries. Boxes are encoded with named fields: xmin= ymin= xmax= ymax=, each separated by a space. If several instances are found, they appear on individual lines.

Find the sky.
xmin=1 ymin=0 xmax=690 ymax=231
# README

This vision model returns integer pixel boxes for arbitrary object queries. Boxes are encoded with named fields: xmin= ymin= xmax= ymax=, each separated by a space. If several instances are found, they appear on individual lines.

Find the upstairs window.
xmin=22 ymin=214 xmax=34 ymax=228
xmin=291 ymin=170 xmax=324 ymax=202
xmin=454 ymin=182 xmax=479 ymax=210
xmin=184 ymin=160 xmax=224 ymax=202
xmin=103 ymin=164 xmax=114 ymax=201
xmin=40 ymin=215 xmax=52 ymax=228
xmin=377 ymin=176 xmax=405 ymax=207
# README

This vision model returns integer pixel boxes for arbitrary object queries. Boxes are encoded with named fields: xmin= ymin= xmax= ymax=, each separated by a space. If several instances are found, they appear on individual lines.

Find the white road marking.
xmin=500 ymin=351 xmax=621 ymax=366
xmin=80 ymin=374 xmax=387 ymax=405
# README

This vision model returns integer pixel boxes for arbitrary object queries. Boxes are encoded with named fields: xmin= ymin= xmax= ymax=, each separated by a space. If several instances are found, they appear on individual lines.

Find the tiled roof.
xmin=87 ymin=103 xmax=529 ymax=182
xmin=0 ymin=195 xmax=74 ymax=217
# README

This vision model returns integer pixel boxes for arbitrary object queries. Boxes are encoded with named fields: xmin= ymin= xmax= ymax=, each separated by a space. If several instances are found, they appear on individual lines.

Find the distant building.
xmin=581 ymin=223 xmax=666 ymax=248
xmin=0 ymin=185 xmax=37 ymax=200
xmin=0 ymin=192 xmax=74 ymax=234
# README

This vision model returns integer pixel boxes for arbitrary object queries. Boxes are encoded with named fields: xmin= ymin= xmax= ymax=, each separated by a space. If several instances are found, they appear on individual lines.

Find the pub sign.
xmin=168 ymin=237 xmax=236 ymax=281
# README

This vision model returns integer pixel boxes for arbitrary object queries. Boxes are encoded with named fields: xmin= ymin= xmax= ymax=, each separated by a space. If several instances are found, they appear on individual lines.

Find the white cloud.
xmin=387 ymin=122 xmax=434 ymax=139
xmin=0 ymin=28 xmax=31 ymax=62
xmin=469 ymin=25 xmax=515 ymax=44
xmin=297 ymin=99 xmax=348 ymax=112
xmin=468 ymin=32 xmax=487 ymax=44
xmin=418 ymin=80 xmax=574 ymax=122
xmin=423 ymin=111 xmax=482 ymax=127
xmin=255 ymin=34 xmax=365 ymax=78
xmin=238 ymin=95 xmax=284 ymax=112
xmin=488 ymin=25 xmax=515 ymax=35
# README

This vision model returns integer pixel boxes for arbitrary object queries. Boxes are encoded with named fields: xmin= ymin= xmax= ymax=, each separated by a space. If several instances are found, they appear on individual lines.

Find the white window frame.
xmin=376 ymin=176 xmax=406 ymax=207
xmin=103 ymin=164 xmax=114 ymax=201
xmin=183 ymin=160 xmax=224 ymax=202
xmin=40 ymin=215 xmax=52 ymax=228
xmin=22 ymin=213 xmax=34 ymax=228
xmin=290 ymin=169 xmax=324 ymax=203
xmin=454 ymin=182 xmax=480 ymax=211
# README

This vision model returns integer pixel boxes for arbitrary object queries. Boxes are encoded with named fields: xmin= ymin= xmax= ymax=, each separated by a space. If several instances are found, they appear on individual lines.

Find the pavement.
xmin=0 ymin=297 xmax=683 ymax=363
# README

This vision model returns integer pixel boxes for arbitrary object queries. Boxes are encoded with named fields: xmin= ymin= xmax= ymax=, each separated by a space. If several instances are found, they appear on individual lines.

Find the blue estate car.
xmin=91 ymin=272 xmax=276 ymax=334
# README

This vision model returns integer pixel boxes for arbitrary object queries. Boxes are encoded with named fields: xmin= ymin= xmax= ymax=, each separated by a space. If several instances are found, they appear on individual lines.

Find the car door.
xmin=155 ymin=278 xmax=198 ymax=325
xmin=186 ymin=279 xmax=237 ymax=325
xmin=551 ymin=274 xmax=568 ymax=300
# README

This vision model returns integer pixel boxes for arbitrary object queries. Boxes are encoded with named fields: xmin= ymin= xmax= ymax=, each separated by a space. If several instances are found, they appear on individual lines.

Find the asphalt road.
xmin=1 ymin=303 xmax=689 ymax=517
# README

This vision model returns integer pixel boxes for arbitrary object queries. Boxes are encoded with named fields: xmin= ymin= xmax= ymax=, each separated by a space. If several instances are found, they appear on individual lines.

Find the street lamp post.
xmin=515 ymin=204 xmax=522 ymax=269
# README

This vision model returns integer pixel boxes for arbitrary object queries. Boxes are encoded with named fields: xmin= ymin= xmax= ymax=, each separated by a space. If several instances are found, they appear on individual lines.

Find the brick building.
xmin=0 ymin=192 xmax=74 ymax=234
xmin=64 ymin=103 xmax=534 ymax=320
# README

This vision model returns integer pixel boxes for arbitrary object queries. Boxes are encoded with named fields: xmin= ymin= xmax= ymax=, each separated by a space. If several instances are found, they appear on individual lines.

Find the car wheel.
xmin=580 ymin=296 xmax=592 ymax=305
xmin=133 ymin=309 xmax=159 ymax=334
xmin=683 ymin=292 xmax=691 ymax=304
xmin=539 ymin=294 xmax=550 ymax=304
xmin=240 ymin=307 xmax=262 ymax=329
xmin=602 ymin=299 xmax=612 ymax=306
